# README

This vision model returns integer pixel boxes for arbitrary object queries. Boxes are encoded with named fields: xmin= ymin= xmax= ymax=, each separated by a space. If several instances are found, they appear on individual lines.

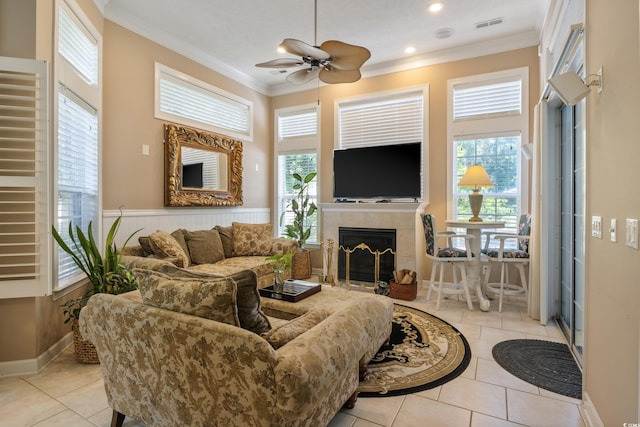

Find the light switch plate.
xmin=610 ymin=218 xmax=617 ymax=242
xmin=626 ymin=219 xmax=639 ymax=249
xmin=591 ymin=216 xmax=602 ymax=239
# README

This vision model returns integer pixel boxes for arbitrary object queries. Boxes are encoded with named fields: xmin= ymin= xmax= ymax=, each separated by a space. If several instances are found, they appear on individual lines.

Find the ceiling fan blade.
xmin=281 ymin=38 xmax=330 ymax=60
xmin=255 ymin=58 xmax=304 ymax=68
xmin=319 ymin=68 xmax=362 ymax=84
xmin=320 ymin=40 xmax=371 ymax=70
xmin=286 ymin=68 xmax=321 ymax=85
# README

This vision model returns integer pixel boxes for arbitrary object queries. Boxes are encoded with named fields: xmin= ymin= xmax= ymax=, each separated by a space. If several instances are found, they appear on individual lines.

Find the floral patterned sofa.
xmin=122 ymin=222 xmax=298 ymax=288
xmin=80 ymin=265 xmax=393 ymax=427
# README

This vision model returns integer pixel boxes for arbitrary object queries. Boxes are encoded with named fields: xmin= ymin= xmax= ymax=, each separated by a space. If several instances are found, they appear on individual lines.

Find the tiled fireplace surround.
xmin=320 ymin=203 xmax=428 ymax=285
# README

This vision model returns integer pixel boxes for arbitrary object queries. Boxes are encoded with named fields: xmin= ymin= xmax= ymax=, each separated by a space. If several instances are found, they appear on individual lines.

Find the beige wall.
xmin=272 ymin=47 xmax=539 ymax=279
xmin=102 ymin=21 xmax=271 ymax=210
xmin=584 ymin=0 xmax=640 ymax=423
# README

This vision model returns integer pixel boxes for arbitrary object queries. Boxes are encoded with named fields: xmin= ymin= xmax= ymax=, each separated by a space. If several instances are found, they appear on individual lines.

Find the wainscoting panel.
xmin=103 ymin=208 xmax=271 ymax=246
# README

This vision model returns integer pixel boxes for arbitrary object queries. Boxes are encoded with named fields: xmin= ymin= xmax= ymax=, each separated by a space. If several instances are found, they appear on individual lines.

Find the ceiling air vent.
xmin=475 ymin=17 xmax=504 ymax=29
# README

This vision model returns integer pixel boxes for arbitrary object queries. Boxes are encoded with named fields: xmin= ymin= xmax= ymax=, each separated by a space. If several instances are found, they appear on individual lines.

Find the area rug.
xmin=357 ymin=304 xmax=471 ymax=397
xmin=492 ymin=339 xmax=582 ymax=399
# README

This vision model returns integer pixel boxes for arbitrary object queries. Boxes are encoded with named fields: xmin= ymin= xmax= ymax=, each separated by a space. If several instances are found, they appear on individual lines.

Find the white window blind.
xmin=58 ymin=3 xmax=98 ymax=85
xmin=338 ymin=91 xmax=423 ymax=148
xmin=0 ymin=56 xmax=50 ymax=298
xmin=56 ymin=89 xmax=99 ymax=286
xmin=156 ymin=64 xmax=252 ymax=141
xmin=453 ymin=79 xmax=521 ymax=121
xmin=278 ymin=109 xmax=317 ymax=140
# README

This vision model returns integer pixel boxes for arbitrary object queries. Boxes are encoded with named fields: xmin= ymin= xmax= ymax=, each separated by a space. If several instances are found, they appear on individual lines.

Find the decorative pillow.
xmin=133 ymin=268 xmax=240 ymax=327
xmin=214 ymin=225 xmax=234 ymax=258
xmin=138 ymin=236 xmax=155 ymax=256
xmin=171 ymin=229 xmax=191 ymax=261
xmin=154 ymin=264 xmax=271 ymax=335
xmin=261 ymin=309 xmax=330 ymax=349
xmin=148 ymin=230 xmax=190 ymax=268
xmin=183 ymin=229 xmax=225 ymax=265
xmin=232 ymin=222 xmax=273 ymax=256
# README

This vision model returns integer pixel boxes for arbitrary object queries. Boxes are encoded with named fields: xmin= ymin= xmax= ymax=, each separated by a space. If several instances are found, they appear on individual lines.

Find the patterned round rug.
xmin=492 ymin=339 xmax=582 ymax=399
xmin=357 ymin=304 xmax=471 ymax=397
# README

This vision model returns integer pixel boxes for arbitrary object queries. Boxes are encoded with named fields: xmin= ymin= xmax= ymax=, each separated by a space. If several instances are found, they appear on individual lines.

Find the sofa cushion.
xmin=261 ymin=309 xmax=329 ymax=349
xmin=133 ymin=268 xmax=240 ymax=327
xmin=148 ymin=230 xmax=190 ymax=268
xmin=232 ymin=222 xmax=273 ymax=256
xmin=138 ymin=236 xmax=155 ymax=256
xmin=171 ymin=229 xmax=191 ymax=261
xmin=214 ymin=225 xmax=234 ymax=258
xmin=183 ymin=229 xmax=225 ymax=265
xmin=154 ymin=264 xmax=271 ymax=335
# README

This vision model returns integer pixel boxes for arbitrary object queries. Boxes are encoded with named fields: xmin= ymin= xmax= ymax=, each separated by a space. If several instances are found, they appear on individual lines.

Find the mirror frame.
xmin=164 ymin=123 xmax=243 ymax=207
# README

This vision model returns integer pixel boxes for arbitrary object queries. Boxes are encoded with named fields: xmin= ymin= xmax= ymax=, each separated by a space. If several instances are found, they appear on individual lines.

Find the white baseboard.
xmin=0 ymin=332 xmax=73 ymax=378
xmin=580 ymin=391 xmax=604 ymax=427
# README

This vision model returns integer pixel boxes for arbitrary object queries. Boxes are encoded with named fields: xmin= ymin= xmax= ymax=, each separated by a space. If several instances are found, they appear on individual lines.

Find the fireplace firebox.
xmin=338 ymin=227 xmax=396 ymax=283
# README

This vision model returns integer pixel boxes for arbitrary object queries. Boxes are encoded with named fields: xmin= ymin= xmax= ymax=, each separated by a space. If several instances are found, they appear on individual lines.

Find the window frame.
xmin=53 ymin=0 xmax=102 ymax=291
xmin=154 ymin=62 xmax=253 ymax=142
xmin=274 ymin=104 xmax=320 ymax=245
xmin=447 ymin=68 xmax=529 ymax=232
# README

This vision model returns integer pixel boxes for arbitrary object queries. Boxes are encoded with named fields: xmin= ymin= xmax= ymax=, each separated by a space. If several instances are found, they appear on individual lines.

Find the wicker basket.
xmin=72 ymin=319 xmax=99 ymax=364
xmin=389 ymin=280 xmax=417 ymax=301
xmin=291 ymin=250 xmax=312 ymax=279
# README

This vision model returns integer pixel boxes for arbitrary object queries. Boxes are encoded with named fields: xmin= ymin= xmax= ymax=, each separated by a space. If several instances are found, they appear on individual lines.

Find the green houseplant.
xmin=280 ymin=171 xmax=317 ymax=279
xmin=265 ymin=252 xmax=293 ymax=292
xmin=52 ymin=215 xmax=140 ymax=363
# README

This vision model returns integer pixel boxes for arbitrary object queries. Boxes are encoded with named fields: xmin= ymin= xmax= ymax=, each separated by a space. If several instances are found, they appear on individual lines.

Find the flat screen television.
xmin=333 ymin=142 xmax=422 ymax=200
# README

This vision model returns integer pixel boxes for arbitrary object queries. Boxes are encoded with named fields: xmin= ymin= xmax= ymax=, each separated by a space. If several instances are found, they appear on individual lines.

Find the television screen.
xmin=333 ymin=142 xmax=422 ymax=200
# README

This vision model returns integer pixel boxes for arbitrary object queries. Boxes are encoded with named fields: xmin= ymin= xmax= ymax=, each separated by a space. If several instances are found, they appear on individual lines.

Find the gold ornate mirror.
xmin=164 ymin=123 xmax=243 ymax=206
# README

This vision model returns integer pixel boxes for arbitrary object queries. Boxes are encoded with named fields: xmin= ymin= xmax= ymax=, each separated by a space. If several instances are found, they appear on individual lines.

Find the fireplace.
xmin=338 ymin=227 xmax=396 ymax=283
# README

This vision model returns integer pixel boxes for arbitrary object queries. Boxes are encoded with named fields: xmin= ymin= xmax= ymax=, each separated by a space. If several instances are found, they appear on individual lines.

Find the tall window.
xmin=275 ymin=105 xmax=319 ymax=244
xmin=448 ymin=69 xmax=529 ymax=231
xmin=155 ymin=63 xmax=253 ymax=141
xmin=55 ymin=0 xmax=101 ymax=289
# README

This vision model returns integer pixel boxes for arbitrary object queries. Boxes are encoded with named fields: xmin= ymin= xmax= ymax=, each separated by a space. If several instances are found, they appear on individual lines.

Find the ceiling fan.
xmin=255 ymin=0 xmax=371 ymax=85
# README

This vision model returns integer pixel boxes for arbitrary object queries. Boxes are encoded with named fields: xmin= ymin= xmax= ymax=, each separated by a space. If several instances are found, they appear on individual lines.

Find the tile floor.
xmin=0 ymin=287 xmax=585 ymax=427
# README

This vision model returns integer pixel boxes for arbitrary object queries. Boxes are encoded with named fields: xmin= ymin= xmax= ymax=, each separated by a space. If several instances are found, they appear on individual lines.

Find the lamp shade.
xmin=458 ymin=165 xmax=493 ymax=190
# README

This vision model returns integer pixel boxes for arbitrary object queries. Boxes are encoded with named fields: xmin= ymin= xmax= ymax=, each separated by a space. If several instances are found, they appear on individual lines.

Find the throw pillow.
xmin=261 ymin=309 xmax=330 ymax=349
xmin=183 ymin=229 xmax=225 ymax=265
xmin=232 ymin=222 xmax=273 ymax=256
xmin=155 ymin=264 xmax=271 ymax=335
xmin=214 ymin=225 xmax=234 ymax=258
xmin=171 ymin=229 xmax=191 ymax=262
xmin=133 ymin=268 xmax=240 ymax=327
xmin=138 ymin=236 xmax=154 ymax=256
xmin=148 ymin=230 xmax=190 ymax=268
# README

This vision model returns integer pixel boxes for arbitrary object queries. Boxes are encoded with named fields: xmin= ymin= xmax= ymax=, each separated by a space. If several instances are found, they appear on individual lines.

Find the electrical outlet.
xmin=626 ymin=219 xmax=639 ymax=249
xmin=591 ymin=216 xmax=602 ymax=239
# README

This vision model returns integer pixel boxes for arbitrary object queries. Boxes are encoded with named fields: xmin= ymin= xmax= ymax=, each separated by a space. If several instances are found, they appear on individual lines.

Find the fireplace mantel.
xmin=320 ymin=202 xmax=428 ymax=285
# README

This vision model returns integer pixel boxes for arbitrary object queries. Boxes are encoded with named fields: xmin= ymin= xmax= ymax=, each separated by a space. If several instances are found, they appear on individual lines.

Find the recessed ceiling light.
xmin=405 ymin=46 xmax=416 ymax=54
xmin=428 ymin=2 xmax=444 ymax=13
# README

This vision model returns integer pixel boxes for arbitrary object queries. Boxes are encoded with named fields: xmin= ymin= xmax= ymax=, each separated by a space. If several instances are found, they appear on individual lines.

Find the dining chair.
xmin=420 ymin=214 xmax=474 ymax=310
xmin=482 ymin=214 xmax=531 ymax=312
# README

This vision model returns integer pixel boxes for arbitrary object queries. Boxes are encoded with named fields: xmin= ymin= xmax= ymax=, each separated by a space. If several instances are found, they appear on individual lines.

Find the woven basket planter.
xmin=291 ymin=250 xmax=312 ymax=279
xmin=389 ymin=280 xmax=417 ymax=301
xmin=71 ymin=319 xmax=99 ymax=364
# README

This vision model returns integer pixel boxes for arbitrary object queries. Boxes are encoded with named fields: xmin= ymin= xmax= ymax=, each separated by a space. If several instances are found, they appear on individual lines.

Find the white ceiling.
xmin=98 ymin=0 xmax=550 ymax=96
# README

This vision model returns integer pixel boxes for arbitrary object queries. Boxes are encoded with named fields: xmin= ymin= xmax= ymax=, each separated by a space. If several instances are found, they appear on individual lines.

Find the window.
xmin=155 ymin=63 xmax=253 ymax=141
xmin=448 ymin=69 xmax=529 ymax=232
xmin=54 ymin=0 xmax=101 ymax=290
xmin=337 ymin=89 xmax=424 ymax=149
xmin=275 ymin=105 xmax=319 ymax=244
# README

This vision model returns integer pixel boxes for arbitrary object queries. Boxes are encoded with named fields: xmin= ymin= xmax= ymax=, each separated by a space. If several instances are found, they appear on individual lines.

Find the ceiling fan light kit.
xmin=255 ymin=0 xmax=371 ymax=85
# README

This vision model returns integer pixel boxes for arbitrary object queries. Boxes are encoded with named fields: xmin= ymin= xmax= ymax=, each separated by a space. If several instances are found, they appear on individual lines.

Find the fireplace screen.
xmin=338 ymin=227 xmax=396 ymax=283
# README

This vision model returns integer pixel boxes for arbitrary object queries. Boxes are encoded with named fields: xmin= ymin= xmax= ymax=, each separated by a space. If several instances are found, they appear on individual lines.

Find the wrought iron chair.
xmin=421 ymin=214 xmax=475 ymax=310
xmin=482 ymin=214 xmax=531 ymax=312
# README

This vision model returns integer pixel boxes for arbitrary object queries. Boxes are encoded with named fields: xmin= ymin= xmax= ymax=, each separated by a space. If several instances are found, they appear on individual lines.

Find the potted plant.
xmin=265 ymin=252 xmax=293 ymax=292
xmin=52 ymin=215 xmax=140 ymax=363
xmin=280 ymin=171 xmax=317 ymax=279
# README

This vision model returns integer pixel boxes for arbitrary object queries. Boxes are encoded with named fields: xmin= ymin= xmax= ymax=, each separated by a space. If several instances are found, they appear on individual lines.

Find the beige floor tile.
xmin=507 ymin=389 xmax=585 ymax=427
xmin=0 ymin=377 xmax=67 ymax=426
xmin=32 ymin=409 xmax=95 ymax=427
xmin=341 ymin=395 xmax=405 ymax=427
xmin=414 ymin=385 xmax=440 ymax=400
xmin=461 ymin=310 xmax=504 ymax=329
xmin=501 ymin=317 xmax=551 ymax=336
xmin=476 ymin=358 xmax=539 ymax=394
xmin=460 ymin=356 xmax=478 ymax=380
xmin=56 ymin=378 xmax=109 ymax=419
xmin=393 ymin=394 xmax=471 ymax=427
xmin=471 ymin=412 xmax=525 ymax=427
xmin=439 ymin=376 xmax=507 ymax=419
xmin=471 ymin=327 xmax=527 ymax=360
xmin=329 ymin=410 xmax=358 ymax=427
xmin=538 ymin=388 xmax=583 ymax=405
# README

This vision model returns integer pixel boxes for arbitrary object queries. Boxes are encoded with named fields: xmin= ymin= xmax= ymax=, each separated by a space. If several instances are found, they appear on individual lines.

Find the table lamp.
xmin=458 ymin=165 xmax=493 ymax=222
